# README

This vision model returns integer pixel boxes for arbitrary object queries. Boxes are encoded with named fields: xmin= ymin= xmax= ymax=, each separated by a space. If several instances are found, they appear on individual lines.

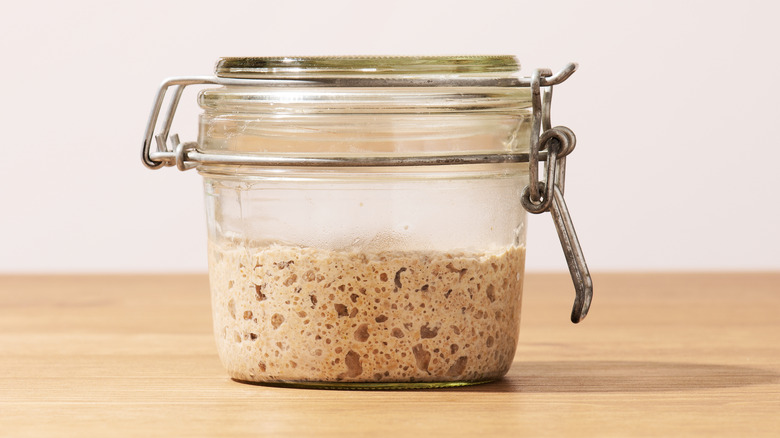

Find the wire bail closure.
xmin=520 ymin=66 xmax=592 ymax=323
xmin=141 ymin=62 xmax=592 ymax=323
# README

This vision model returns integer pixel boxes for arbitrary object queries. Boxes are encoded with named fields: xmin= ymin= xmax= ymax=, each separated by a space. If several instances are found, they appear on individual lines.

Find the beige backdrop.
xmin=1 ymin=0 xmax=777 ymax=272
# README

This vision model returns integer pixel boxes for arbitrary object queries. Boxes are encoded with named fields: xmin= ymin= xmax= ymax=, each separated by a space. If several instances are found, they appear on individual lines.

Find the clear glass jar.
xmin=193 ymin=57 xmax=533 ymax=388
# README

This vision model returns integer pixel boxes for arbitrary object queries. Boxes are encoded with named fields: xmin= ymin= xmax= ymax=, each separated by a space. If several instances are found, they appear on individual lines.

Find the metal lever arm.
xmin=520 ymin=63 xmax=594 ymax=323
xmin=550 ymin=185 xmax=593 ymax=323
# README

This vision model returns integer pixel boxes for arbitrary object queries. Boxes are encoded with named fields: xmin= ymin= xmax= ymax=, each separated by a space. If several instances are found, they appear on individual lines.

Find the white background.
xmin=1 ymin=0 xmax=778 ymax=273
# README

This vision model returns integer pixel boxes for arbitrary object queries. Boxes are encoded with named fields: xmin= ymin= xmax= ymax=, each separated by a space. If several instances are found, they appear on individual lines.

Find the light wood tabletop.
xmin=1 ymin=273 xmax=778 ymax=437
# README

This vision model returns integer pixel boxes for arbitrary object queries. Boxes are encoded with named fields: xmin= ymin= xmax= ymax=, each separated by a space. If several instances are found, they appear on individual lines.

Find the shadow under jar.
xmin=142 ymin=56 xmax=591 ymax=389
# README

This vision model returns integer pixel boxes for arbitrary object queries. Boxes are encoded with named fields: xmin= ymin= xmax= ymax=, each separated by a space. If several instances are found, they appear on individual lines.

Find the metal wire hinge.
xmin=141 ymin=62 xmax=592 ymax=323
xmin=141 ymin=65 xmax=579 ymax=170
xmin=521 ymin=66 xmax=593 ymax=323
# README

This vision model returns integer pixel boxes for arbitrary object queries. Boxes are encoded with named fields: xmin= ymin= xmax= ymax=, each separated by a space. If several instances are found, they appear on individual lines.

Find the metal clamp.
xmin=142 ymin=64 xmax=579 ymax=171
xmin=141 ymin=62 xmax=592 ymax=323
xmin=142 ymin=76 xmax=310 ymax=170
xmin=520 ymin=66 xmax=593 ymax=323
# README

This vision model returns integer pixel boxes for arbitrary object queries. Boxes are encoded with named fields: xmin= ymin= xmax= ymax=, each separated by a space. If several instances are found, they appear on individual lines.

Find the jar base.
xmin=232 ymin=378 xmax=495 ymax=390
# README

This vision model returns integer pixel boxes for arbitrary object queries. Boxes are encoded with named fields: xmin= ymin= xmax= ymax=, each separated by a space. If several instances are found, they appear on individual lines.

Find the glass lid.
xmin=215 ymin=56 xmax=521 ymax=79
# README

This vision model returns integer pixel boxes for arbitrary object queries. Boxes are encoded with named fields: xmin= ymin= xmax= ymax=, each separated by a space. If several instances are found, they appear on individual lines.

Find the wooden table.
xmin=1 ymin=273 xmax=778 ymax=437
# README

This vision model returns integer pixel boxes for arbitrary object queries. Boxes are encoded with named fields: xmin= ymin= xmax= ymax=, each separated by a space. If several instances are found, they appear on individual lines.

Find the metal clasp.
xmin=141 ymin=63 xmax=593 ymax=322
xmin=141 ymin=65 xmax=581 ymax=171
xmin=142 ymin=76 xmax=306 ymax=170
xmin=520 ymin=64 xmax=593 ymax=323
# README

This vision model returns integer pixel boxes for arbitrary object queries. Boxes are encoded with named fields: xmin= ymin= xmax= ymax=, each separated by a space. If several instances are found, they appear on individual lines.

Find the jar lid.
xmin=215 ymin=55 xmax=520 ymax=79
xmin=202 ymin=56 xmax=530 ymax=114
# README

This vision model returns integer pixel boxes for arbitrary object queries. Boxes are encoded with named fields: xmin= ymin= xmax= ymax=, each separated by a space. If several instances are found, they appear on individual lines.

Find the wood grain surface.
xmin=1 ymin=273 xmax=778 ymax=437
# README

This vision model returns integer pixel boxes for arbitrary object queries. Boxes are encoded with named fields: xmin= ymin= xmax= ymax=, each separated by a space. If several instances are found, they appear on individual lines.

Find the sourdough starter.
xmin=208 ymin=241 xmax=525 ymax=384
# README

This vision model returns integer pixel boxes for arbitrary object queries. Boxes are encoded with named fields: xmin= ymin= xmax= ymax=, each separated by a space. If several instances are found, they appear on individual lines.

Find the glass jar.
xmin=142 ymin=56 xmax=591 ymax=389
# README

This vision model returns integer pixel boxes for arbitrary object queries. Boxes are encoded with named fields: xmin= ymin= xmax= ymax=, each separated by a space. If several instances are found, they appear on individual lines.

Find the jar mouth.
xmin=215 ymin=55 xmax=520 ymax=79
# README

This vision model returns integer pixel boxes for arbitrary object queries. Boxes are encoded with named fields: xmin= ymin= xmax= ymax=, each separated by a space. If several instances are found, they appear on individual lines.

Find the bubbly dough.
xmin=209 ymin=241 xmax=525 ymax=383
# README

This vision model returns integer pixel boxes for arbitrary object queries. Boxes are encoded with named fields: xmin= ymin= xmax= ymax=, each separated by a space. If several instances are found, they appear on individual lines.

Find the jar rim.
xmin=215 ymin=55 xmax=520 ymax=79
xmin=198 ymin=86 xmax=532 ymax=114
